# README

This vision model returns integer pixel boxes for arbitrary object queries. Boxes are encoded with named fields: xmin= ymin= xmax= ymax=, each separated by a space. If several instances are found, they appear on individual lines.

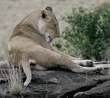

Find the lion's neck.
xmin=10 ymin=24 xmax=52 ymax=50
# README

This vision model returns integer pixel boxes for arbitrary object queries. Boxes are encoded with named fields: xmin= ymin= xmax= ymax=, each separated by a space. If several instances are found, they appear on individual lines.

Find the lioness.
xmin=7 ymin=6 xmax=103 ymax=86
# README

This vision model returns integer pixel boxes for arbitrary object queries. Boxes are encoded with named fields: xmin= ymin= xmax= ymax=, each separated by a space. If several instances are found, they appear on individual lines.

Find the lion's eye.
xmin=54 ymin=24 xmax=56 ymax=28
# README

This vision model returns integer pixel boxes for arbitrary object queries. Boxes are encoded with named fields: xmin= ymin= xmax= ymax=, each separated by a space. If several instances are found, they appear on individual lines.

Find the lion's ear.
xmin=41 ymin=9 xmax=51 ymax=20
xmin=41 ymin=9 xmax=47 ymax=18
xmin=45 ymin=6 xmax=53 ymax=13
xmin=41 ymin=9 xmax=51 ymax=21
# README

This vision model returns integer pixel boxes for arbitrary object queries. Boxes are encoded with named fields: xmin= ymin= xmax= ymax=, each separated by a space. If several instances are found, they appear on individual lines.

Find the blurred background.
xmin=0 ymin=0 xmax=110 ymax=61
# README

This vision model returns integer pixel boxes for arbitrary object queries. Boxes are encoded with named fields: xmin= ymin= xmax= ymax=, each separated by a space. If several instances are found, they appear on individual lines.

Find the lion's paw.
xmin=95 ymin=65 xmax=104 ymax=73
xmin=24 ymin=82 xmax=28 ymax=87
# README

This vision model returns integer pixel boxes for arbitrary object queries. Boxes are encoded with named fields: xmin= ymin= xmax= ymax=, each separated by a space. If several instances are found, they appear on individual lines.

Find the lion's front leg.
xmin=49 ymin=47 xmax=103 ymax=73
xmin=72 ymin=60 xmax=95 ymax=67
xmin=72 ymin=64 xmax=103 ymax=73
xmin=52 ymin=48 xmax=94 ymax=67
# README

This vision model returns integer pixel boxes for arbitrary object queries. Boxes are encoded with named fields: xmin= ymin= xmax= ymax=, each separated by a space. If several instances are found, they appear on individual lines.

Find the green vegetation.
xmin=53 ymin=3 xmax=110 ymax=61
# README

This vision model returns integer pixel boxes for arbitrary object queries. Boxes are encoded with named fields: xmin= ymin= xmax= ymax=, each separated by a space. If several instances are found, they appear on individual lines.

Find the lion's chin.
xmin=45 ymin=36 xmax=53 ymax=43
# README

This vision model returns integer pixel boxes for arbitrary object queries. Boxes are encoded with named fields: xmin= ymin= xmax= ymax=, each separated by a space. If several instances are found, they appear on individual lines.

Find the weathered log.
xmin=0 ymin=61 xmax=110 ymax=98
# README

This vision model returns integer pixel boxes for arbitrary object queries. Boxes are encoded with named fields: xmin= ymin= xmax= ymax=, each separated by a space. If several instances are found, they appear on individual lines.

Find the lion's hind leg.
xmin=22 ymin=57 xmax=32 ymax=86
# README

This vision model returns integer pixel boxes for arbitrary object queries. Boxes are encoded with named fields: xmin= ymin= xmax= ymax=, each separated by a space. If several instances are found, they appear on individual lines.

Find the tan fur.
xmin=7 ymin=6 xmax=103 ymax=86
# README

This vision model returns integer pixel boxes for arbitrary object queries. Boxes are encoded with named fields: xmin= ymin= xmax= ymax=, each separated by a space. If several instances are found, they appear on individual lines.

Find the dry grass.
xmin=7 ymin=65 xmax=22 ymax=94
xmin=0 ymin=0 xmax=110 ymax=59
xmin=1 ymin=64 xmax=22 ymax=95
